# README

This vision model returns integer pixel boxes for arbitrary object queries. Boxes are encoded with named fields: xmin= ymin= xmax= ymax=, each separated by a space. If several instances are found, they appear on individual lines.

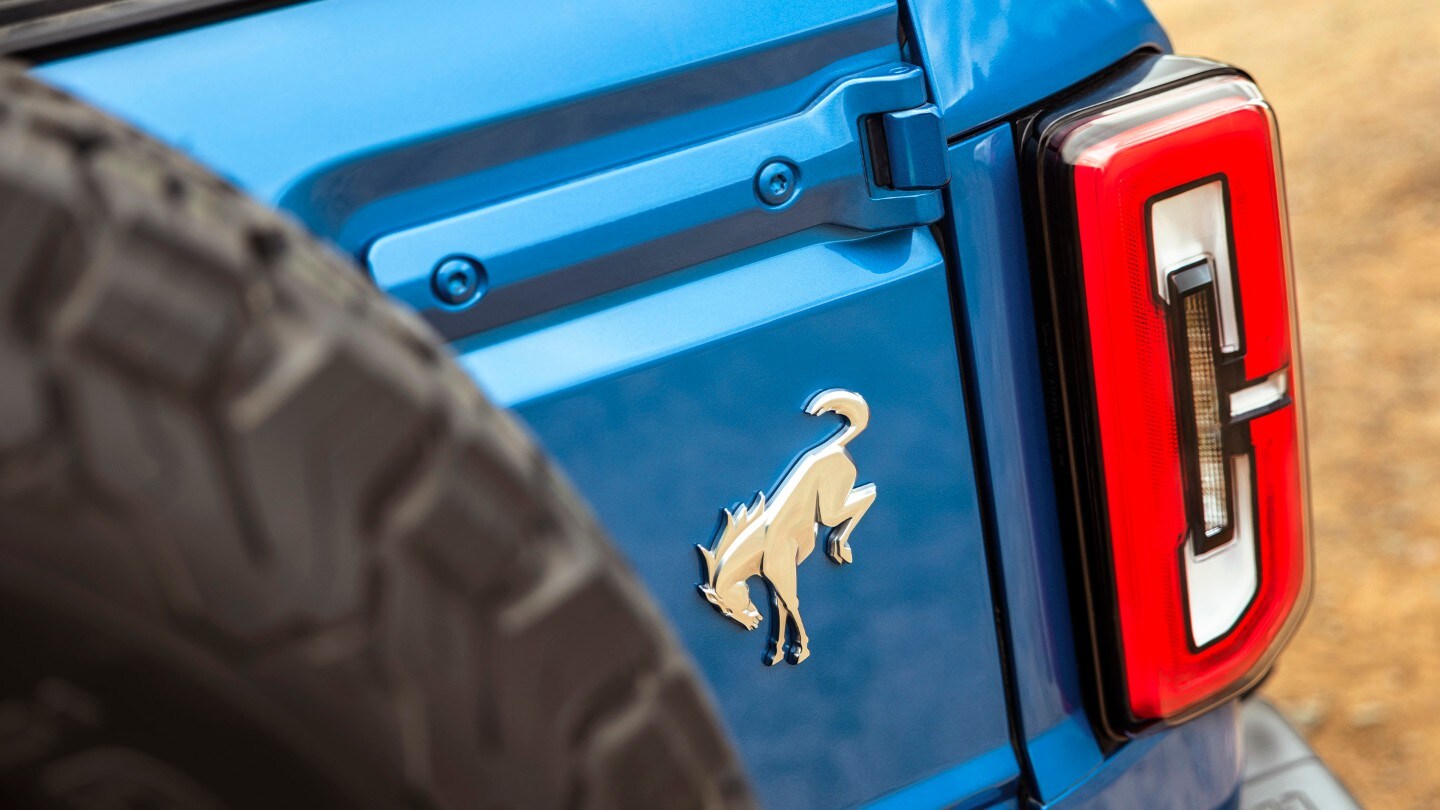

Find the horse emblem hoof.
xmin=695 ymin=389 xmax=876 ymax=665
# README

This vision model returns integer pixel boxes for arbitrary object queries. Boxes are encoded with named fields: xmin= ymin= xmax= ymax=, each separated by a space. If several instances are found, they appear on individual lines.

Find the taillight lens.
xmin=1031 ymin=62 xmax=1311 ymax=732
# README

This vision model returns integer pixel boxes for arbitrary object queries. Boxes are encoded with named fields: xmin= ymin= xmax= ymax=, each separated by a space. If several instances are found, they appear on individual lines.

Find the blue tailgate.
xmin=35 ymin=2 xmax=1017 ymax=805
xmin=31 ymin=0 xmax=1245 ymax=806
xmin=486 ymin=227 xmax=1018 ymax=807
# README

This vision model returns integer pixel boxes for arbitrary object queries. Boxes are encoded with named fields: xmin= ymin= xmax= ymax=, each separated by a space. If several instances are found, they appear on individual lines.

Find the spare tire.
xmin=0 ymin=65 xmax=752 ymax=810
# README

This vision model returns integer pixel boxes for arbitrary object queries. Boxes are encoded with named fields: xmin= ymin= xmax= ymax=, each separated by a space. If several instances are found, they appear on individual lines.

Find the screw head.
xmin=755 ymin=160 xmax=799 ymax=207
xmin=430 ymin=256 xmax=486 ymax=306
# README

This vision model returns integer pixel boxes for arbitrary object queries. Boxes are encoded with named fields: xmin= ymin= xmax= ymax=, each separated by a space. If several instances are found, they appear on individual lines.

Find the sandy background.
xmin=1143 ymin=1 xmax=1440 ymax=805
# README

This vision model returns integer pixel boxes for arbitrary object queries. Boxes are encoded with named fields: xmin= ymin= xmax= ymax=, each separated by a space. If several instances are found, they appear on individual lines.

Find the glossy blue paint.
xmin=901 ymin=0 xmax=1169 ymax=138
xmin=1046 ymin=702 xmax=1243 ymax=809
xmin=367 ymin=63 xmax=943 ymax=338
xmin=945 ymin=126 xmax=1104 ymax=800
xmin=469 ymin=227 xmax=1018 ymax=807
xmin=862 ymin=742 xmax=1017 ymax=810
xmin=35 ymin=0 xmax=899 ymax=253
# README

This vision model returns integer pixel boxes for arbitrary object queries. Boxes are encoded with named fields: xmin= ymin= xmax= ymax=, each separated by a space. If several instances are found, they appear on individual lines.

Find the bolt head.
xmin=430 ymin=256 xmax=486 ymax=306
xmin=755 ymin=160 xmax=799 ymax=207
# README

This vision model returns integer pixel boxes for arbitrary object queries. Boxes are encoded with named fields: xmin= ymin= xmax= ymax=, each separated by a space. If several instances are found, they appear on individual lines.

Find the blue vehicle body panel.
xmin=35 ymin=0 xmax=899 ymax=254
xmin=901 ymin=0 xmax=1169 ymax=138
xmin=364 ymin=63 xmax=944 ymax=339
xmin=946 ymin=126 xmax=1106 ymax=801
xmin=30 ymin=1 xmax=1252 ymax=807
xmin=1048 ymin=702 xmax=1242 ymax=810
xmin=487 ymin=228 xmax=1018 ymax=807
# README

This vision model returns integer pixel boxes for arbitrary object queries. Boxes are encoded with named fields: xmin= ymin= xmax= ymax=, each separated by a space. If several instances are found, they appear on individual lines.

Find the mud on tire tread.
xmin=0 ymin=65 xmax=752 ymax=809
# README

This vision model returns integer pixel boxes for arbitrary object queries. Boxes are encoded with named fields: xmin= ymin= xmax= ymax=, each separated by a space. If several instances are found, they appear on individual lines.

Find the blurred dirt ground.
xmin=1144 ymin=0 xmax=1440 ymax=806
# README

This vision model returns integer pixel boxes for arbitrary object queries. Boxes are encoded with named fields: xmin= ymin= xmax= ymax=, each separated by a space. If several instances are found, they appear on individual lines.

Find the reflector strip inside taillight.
xmin=1173 ymin=258 xmax=1229 ymax=540
xmin=1031 ymin=59 xmax=1312 ymax=734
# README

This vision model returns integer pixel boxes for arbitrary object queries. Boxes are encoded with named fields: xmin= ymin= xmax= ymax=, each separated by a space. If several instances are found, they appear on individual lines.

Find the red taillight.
xmin=1032 ymin=62 xmax=1310 ymax=733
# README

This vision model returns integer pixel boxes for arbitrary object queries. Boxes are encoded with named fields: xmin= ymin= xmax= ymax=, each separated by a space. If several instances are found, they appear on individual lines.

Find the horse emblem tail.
xmin=805 ymin=388 xmax=870 ymax=447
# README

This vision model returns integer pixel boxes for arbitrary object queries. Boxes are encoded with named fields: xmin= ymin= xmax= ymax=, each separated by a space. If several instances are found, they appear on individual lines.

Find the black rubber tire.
xmin=0 ymin=65 xmax=752 ymax=810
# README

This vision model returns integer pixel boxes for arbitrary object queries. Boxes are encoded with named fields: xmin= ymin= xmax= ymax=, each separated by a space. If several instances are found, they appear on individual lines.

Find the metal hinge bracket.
xmin=865 ymin=103 xmax=949 ymax=191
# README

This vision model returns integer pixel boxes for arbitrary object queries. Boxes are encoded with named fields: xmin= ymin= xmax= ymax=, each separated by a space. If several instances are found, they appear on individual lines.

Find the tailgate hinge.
xmin=865 ymin=103 xmax=949 ymax=191
xmin=367 ymin=62 xmax=948 ymax=340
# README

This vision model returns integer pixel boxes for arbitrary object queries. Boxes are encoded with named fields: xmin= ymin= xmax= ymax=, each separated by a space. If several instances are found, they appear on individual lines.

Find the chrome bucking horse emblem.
xmin=696 ymin=389 xmax=876 ymax=665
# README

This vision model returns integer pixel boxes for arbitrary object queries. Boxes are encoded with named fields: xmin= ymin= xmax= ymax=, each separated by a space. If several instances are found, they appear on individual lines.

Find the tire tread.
xmin=0 ymin=64 xmax=750 ymax=810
